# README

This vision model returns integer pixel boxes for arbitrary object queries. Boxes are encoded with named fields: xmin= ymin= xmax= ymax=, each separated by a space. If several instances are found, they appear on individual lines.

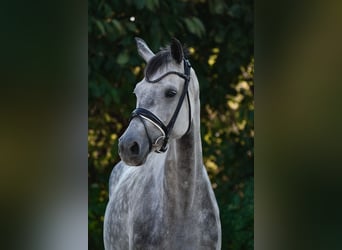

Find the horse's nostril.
xmin=130 ymin=142 xmax=140 ymax=155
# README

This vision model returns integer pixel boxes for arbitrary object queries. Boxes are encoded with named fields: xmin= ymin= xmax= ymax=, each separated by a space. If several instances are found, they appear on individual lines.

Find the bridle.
xmin=130 ymin=58 xmax=192 ymax=153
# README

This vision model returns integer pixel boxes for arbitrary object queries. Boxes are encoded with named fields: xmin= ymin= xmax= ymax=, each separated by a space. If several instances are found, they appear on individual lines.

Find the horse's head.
xmin=118 ymin=38 xmax=194 ymax=166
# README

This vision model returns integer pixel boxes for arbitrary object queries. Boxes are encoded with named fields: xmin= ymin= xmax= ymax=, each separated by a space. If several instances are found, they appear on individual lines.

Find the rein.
xmin=130 ymin=58 xmax=192 ymax=153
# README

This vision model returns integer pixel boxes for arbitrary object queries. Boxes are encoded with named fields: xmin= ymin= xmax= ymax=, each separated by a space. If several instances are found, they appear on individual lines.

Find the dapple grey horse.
xmin=104 ymin=38 xmax=221 ymax=250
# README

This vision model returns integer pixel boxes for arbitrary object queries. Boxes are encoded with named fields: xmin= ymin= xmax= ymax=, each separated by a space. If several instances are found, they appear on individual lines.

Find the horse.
xmin=104 ymin=37 xmax=221 ymax=250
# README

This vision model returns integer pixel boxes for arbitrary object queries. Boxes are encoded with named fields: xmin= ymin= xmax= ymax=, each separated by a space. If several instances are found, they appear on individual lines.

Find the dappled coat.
xmin=104 ymin=38 xmax=221 ymax=250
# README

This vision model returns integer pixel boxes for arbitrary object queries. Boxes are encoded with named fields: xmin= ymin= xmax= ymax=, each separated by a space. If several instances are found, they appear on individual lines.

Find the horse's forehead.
xmin=134 ymin=74 xmax=181 ymax=96
xmin=134 ymin=80 xmax=154 ymax=96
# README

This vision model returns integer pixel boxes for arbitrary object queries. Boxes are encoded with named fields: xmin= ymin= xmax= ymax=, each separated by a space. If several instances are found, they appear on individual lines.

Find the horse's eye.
xmin=165 ymin=89 xmax=177 ymax=98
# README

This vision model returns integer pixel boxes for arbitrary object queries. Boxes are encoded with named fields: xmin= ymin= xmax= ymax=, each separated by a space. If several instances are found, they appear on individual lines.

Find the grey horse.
xmin=104 ymin=38 xmax=221 ymax=250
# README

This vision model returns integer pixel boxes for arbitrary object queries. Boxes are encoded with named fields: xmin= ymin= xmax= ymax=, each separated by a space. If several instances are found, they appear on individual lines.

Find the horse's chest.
xmin=104 ymin=170 xmax=166 ymax=249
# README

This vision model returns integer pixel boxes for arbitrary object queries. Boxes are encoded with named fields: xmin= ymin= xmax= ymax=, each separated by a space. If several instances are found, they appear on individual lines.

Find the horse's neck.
xmin=163 ymin=99 xmax=203 ymax=214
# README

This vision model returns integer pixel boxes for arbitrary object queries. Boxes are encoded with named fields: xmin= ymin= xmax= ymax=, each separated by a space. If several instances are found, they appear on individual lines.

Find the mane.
xmin=145 ymin=44 xmax=189 ymax=81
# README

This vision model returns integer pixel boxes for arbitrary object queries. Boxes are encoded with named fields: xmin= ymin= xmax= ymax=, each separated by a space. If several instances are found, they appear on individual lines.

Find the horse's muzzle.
xmin=118 ymin=132 xmax=149 ymax=166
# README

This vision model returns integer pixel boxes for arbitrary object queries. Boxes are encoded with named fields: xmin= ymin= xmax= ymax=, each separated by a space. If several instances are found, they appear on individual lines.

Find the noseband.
xmin=130 ymin=58 xmax=192 ymax=153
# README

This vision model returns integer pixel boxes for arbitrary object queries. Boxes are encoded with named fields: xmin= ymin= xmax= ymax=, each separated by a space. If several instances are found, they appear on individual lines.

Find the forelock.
xmin=145 ymin=47 xmax=171 ymax=81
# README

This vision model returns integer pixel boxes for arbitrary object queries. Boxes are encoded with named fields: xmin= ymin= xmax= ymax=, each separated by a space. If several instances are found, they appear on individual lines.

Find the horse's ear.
xmin=170 ymin=38 xmax=183 ymax=64
xmin=135 ymin=37 xmax=155 ymax=62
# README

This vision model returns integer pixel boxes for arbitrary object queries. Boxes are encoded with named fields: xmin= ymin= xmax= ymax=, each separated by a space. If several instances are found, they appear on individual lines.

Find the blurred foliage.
xmin=89 ymin=0 xmax=253 ymax=249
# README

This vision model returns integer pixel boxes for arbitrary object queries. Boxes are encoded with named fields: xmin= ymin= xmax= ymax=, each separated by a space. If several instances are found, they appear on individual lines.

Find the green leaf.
xmin=116 ymin=52 xmax=129 ymax=65
xmin=94 ymin=20 xmax=105 ymax=35
xmin=184 ymin=17 xmax=205 ymax=37
xmin=112 ymin=19 xmax=124 ymax=34
xmin=192 ymin=17 xmax=206 ymax=35
xmin=184 ymin=18 xmax=196 ymax=35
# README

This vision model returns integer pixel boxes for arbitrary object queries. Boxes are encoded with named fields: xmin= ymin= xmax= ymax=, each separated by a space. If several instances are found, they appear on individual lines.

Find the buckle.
xmin=153 ymin=136 xmax=167 ymax=153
